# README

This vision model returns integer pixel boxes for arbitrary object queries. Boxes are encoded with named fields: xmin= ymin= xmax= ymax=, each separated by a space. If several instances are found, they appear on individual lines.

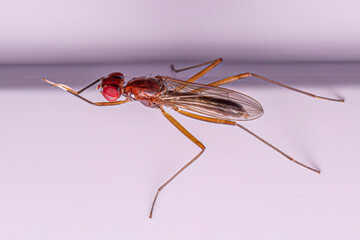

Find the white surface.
xmin=0 ymin=62 xmax=359 ymax=239
xmin=1 ymin=0 xmax=360 ymax=63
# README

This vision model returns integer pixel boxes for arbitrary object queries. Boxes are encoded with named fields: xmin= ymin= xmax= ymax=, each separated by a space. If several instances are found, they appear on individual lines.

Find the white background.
xmin=0 ymin=61 xmax=359 ymax=239
xmin=0 ymin=0 xmax=360 ymax=239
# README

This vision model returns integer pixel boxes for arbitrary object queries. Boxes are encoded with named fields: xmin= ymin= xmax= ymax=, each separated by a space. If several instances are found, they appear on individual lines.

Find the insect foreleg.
xmin=77 ymin=79 xmax=101 ymax=94
xmin=42 ymin=78 xmax=129 ymax=106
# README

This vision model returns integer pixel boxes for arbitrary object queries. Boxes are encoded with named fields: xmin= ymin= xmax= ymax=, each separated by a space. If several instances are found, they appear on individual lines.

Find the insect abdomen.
xmin=164 ymin=92 xmax=249 ymax=119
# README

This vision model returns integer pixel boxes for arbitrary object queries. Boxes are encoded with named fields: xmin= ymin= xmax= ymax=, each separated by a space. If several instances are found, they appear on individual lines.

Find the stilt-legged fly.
xmin=42 ymin=58 xmax=344 ymax=218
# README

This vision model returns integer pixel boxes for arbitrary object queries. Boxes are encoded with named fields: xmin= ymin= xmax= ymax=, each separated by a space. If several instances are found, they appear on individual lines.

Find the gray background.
xmin=1 ymin=0 xmax=360 ymax=64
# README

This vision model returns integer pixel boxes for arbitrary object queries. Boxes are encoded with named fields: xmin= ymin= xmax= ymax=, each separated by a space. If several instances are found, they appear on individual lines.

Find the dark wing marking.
xmin=158 ymin=76 xmax=264 ymax=121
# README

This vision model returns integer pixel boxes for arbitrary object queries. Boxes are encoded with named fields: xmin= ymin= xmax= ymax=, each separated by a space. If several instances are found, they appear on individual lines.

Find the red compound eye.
xmin=102 ymin=85 xmax=120 ymax=101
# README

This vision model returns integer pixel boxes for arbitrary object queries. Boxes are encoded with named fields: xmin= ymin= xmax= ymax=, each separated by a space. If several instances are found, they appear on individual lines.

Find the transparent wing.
xmin=158 ymin=76 xmax=264 ymax=121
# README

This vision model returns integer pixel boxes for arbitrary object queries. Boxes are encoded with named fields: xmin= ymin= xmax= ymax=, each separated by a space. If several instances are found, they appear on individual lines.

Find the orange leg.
xmin=171 ymin=58 xmax=223 ymax=84
xmin=207 ymin=73 xmax=344 ymax=102
xmin=42 ymin=78 xmax=130 ymax=106
xmin=149 ymin=106 xmax=205 ymax=218
xmin=172 ymin=106 xmax=320 ymax=174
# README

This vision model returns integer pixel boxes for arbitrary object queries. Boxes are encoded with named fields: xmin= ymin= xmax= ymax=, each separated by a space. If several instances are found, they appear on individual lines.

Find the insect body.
xmin=124 ymin=76 xmax=166 ymax=108
xmin=42 ymin=58 xmax=344 ymax=218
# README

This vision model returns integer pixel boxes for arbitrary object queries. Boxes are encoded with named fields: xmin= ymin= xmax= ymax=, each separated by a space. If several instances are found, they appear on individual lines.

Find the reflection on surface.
xmin=1 ymin=61 xmax=359 ymax=89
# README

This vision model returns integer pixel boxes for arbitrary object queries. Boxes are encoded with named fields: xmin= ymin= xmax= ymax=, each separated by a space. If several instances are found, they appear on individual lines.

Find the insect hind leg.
xmin=207 ymin=73 xmax=344 ymax=102
xmin=172 ymin=106 xmax=320 ymax=174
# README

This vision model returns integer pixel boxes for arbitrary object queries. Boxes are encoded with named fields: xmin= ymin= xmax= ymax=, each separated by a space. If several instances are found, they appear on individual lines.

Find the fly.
xmin=42 ymin=58 xmax=344 ymax=218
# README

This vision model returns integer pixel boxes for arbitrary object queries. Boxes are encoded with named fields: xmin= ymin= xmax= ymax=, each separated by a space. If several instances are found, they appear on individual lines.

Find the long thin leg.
xmin=172 ymin=106 xmax=320 ymax=174
xmin=78 ymin=79 xmax=101 ymax=94
xmin=207 ymin=73 xmax=344 ymax=102
xmin=42 ymin=78 xmax=130 ymax=106
xmin=171 ymin=58 xmax=223 ymax=84
xmin=149 ymin=106 xmax=206 ymax=218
